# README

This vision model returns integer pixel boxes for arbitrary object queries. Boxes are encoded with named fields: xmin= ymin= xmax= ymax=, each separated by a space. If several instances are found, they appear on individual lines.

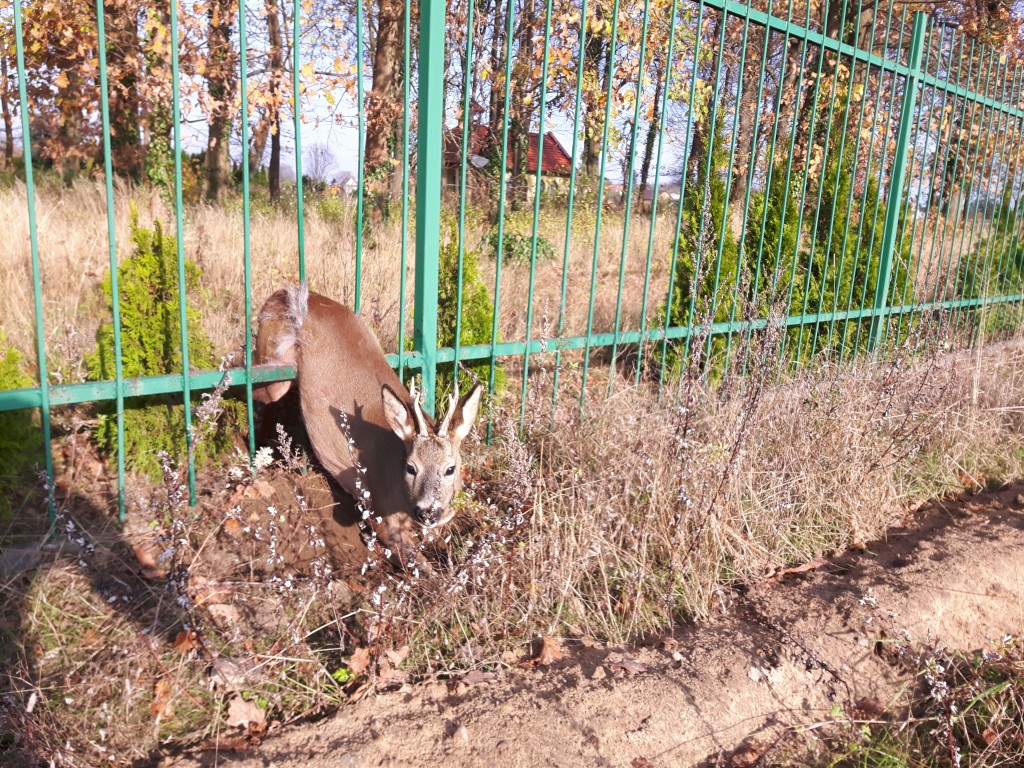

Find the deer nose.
xmin=415 ymin=504 xmax=442 ymax=527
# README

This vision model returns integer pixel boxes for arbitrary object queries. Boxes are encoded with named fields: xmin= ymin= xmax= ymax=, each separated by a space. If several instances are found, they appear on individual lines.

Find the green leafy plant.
xmin=484 ymin=216 xmax=556 ymax=264
xmin=431 ymin=215 xmax=505 ymax=411
xmin=0 ymin=334 xmax=42 ymax=518
xmin=660 ymin=112 xmax=741 ymax=378
xmin=86 ymin=204 xmax=241 ymax=479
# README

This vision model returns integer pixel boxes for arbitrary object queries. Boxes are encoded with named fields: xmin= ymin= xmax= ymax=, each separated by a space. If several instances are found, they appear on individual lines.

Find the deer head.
xmin=380 ymin=380 xmax=484 ymax=528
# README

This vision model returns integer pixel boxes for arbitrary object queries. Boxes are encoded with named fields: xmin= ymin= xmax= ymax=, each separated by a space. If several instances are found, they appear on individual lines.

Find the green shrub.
xmin=0 ymin=335 xmax=42 ymax=518
xmin=86 ymin=204 xmax=241 ymax=479
xmin=660 ymin=112 xmax=741 ymax=377
xmin=408 ymin=216 xmax=505 ymax=413
xmin=955 ymin=189 xmax=1024 ymax=342
xmin=658 ymin=105 xmax=914 ymax=378
xmin=315 ymin=193 xmax=348 ymax=226
xmin=485 ymin=227 xmax=556 ymax=264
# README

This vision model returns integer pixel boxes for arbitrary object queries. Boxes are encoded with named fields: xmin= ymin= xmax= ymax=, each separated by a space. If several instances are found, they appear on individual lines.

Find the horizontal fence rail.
xmin=2 ymin=0 xmax=1024 ymax=521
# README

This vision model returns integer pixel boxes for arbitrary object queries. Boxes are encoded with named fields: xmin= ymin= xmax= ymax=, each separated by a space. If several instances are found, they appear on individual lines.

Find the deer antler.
xmin=408 ymin=379 xmax=429 ymax=437
xmin=438 ymin=381 xmax=460 ymax=437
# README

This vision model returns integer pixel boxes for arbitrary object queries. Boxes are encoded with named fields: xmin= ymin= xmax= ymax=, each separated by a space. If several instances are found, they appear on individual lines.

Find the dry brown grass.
xmin=3 ymin=326 xmax=1024 ymax=764
xmin=0 ymin=179 xmax=676 ymax=380
xmin=4 ymin=178 xmax=1024 ymax=766
xmin=389 ymin=331 xmax=1024 ymax=672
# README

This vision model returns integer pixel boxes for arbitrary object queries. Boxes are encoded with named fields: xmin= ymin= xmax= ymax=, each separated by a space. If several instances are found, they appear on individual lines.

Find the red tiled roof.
xmin=443 ymin=125 xmax=573 ymax=176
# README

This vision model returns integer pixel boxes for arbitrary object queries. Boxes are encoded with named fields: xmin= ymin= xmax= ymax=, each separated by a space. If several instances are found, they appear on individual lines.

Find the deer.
xmin=252 ymin=283 xmax=483 ymax=569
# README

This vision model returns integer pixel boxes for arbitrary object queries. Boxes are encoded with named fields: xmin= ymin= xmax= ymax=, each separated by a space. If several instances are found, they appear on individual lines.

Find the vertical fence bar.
xmin=240 ymin=0 xmax=255 ymax=457
xmin=743 ymin=0 xmax=794 ymax=374
xmin=929 ymin=36 xmax=973 ymax=314
xmin=849 ymin=4 xmax=903 ymax=359
xmin=684 ymin=7 xmax=729 ymax=371
xmin=988 ymin=67 xmax=1024 ymax=308
xmin=96 ymin=0 xmax=127 ymax=521
xmin=397 ymin=0 xmax=412 ymax=383
xmin=292 ymin=0 xmax=306 ymax=281
xmin=823 ymin=0 xmax=872 ymax=356
xmin=723 ymin=0 xmax=774 ymax=371
xmin=868 ymin=11 xmax=926 ymax=352
xmin=551 ymin=0 xmax=588 ymax=419
xmin=950 ymin=47 xmax=997 ymax=341
xmin=579 ymin=0 xmax=621 ymax=410
xmin=702 ymin=6 xmax=747 ymax=369
xmin=798 ymin=0 xmax=849 ymax=363
xmin=659 ymin=0 xmax=707 ymax=396
xmin=962 ymin=60 xmax=1010 ymax=341
xmin=354 ymin=0 xmax=366 ymax=312
xmin=169 ymin=0 xmax=196 ymax=505
xmin=781 ymin=0 xmax=830 ymax=367
xmin=487 ymin=0 xmax=518 ymax=439
xmin=12 ymin=0 xmax=55 ymax=522
xmin=414 ymin=0 xmax=446 ymax=414
xmin=453 ymin=0 xmax=476 ymax=386
xmin=636 ymin=0 xmax=681 ymax=385
xmin=889 ymin=23 xmax=940 ymax=349
xmin=524 ymin=0 xmax=557 ymax=421
xmin=607 ymin=0 xmax=652 ymax=394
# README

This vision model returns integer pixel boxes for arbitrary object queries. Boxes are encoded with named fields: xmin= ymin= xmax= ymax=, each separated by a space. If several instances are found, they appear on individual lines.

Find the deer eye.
xmin=445 ymin=465 xmax=456 ymax=476
xmin=406 ymin=464 xmax=417 ymax=476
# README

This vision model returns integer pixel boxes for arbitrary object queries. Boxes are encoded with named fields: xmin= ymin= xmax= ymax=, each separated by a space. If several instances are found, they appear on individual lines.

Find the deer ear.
xmin=381 ymin=385 xmax=416 ymax=441
xmin=448 ymin=383 xmax=483 ymax=442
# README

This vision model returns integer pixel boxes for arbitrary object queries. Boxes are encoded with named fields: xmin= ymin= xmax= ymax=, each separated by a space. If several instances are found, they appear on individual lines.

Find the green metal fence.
xmin=2 ymin=0 xmax=1024 ymax=521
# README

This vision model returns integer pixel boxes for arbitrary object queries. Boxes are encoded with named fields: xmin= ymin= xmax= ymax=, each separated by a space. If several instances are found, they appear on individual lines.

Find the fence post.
xmin=870 ymin=11 xmax=927 ymax=353
xmin=413 ymin=0 xmax=444 ymax=414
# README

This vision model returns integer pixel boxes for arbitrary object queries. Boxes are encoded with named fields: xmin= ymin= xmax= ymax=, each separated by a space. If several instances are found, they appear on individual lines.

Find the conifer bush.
xmin=0 ymin=334 xmax=41 ymax=518
xmin=86 ymin=205 xmax=241 ymax=478
xmin=432 ymin=217 xmax=505 ymax=411
xmin=659 ymin=108 xmax=914 ymax=378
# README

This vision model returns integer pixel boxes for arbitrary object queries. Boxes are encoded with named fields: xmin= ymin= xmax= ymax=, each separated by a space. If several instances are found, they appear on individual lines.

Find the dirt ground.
xmin=157 ymin=481 xmax=1024 ymax=768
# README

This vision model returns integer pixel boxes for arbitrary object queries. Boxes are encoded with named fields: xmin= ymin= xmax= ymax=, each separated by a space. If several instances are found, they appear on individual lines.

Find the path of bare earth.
xmin=162 ymin=482 xmax=1024 ymax=768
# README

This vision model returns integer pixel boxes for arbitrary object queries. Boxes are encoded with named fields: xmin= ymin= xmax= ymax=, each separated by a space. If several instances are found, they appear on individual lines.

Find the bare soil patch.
xmin=158 ymin=482 xmax=1024 ymax=768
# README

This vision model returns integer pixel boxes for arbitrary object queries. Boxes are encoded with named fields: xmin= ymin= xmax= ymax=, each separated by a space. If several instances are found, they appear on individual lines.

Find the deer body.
xmin=254 ymin=284 xmax=482 ymax=561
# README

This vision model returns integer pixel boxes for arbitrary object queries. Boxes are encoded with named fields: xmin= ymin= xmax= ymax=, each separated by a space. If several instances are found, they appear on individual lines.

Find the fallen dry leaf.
xmin=149 ymin=678 xmax=173 ymax=719
xmin=347 ymin=647 xmax=372 ymax=677
xmin=207 ymin=603 xmax=240 ymax=627
xmin=958 ymin=471 xmax=986 ymax=488
xmin=384 ymin=645 xmax=410 ymax=667
xmin=460 ymin=670 xmax=497 ymax=686
xmin=132 ymin=544 xmax=159 ymax=569
xmin=536 ymin=636 xmax=565 ymax=666
xmin=173 ymin=630 xmax=199 ymax=655
xmin=609 ymin=659 xmax=649 ymax=675
xmin=190 ymin=576 xmax=230 ymax=606
xmin=252 ymin=479 xmax=276 ymax=499
xmin=767 ymin=557 xmax=828 ymax=582
xmin=727 ymin=740 xmax=770 ymax=767
xmin=222 ymin=518 xmax=243 ymax=537
xmin=211 ymin=657 xmax=248 ymax=689
xmin=226 ymin=696 xmax=266 ymax=729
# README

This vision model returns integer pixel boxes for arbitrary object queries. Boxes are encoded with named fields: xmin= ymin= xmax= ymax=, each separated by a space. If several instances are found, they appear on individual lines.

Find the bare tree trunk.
xmin=265 ymin=0 xmax=284 ymax=202
xmin=0 ymin=51 xmax=13 ymax=168
xmin=684 ymin=16 xmax=720 ymax=185
xmin=582 ymin=17 xmax=606 ymax=176
xmin=364 ymin=0 xmax=404 ymax=219
xmin=249 ymin=109 xmax=269 ymax=175
xmin=728 ymin=27 xmax=763 ymax=222
xmin=638 ymin=54 xmax=664 ymax=211
xmin=103 ymin=0 xmax=144 ymax=178
xmin=488 ymin=0 xmax=504 ymax=131
xmin=204 ymin=0 xmax=237 ymax=202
